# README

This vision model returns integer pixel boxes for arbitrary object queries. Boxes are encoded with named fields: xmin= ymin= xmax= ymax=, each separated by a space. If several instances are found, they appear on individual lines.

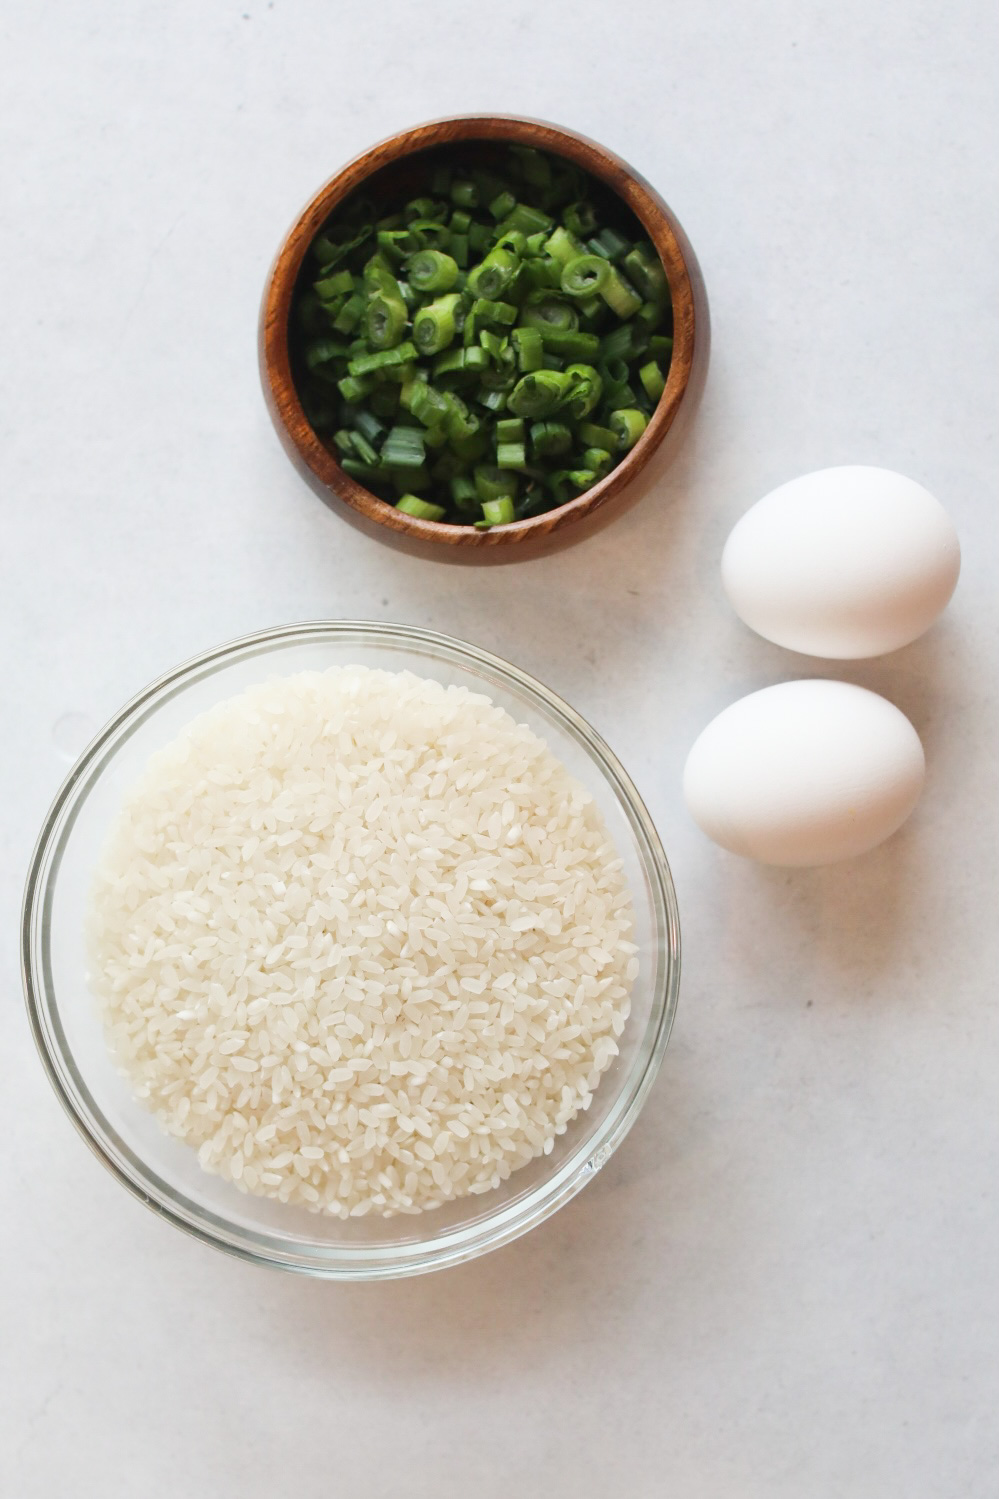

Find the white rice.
xmin=88 ymin=667 xmax=637 ymax=1217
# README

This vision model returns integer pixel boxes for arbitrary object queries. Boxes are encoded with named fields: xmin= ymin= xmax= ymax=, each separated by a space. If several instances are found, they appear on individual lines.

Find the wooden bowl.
xmin=260 ymin=114 xmax=709 ymax=562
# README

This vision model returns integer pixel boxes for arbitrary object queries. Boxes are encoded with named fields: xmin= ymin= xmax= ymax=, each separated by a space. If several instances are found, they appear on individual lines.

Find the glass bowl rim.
xmin=21 ymin=620 xmax=681 ymax=1278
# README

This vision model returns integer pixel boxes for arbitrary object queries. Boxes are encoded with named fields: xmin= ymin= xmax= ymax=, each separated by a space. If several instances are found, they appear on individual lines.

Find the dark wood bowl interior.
xmin=260 ymin=115 xmax=708 ymax=562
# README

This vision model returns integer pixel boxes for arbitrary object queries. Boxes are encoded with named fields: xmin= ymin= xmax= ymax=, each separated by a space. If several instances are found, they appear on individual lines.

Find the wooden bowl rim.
xmin=260 ymin=113 xmax=699 ymax=549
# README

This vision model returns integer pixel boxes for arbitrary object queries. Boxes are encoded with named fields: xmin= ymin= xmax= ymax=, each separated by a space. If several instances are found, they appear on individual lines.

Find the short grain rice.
xmin=88 ymin=668 xmax=636 ymax=1216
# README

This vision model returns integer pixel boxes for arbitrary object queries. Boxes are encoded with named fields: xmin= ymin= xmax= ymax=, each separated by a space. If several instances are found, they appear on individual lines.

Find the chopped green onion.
xmin=340 ymin=457 xmax=382 ymax=484
xmin=560 ymin=254 xmax=610 ymax=298
xmin=495 ymin=417 xmax=527 ymax=469
xmin=311 ymin=224 xmax=372 ymax=268
xmin=604 ymin=379 xmax=637 ymax=409
xmin=404 ymin=197 xmax=440 ymax=223
xmin=467 ymin=247 xmax=520 ymax=300
xmin=600 ymin=267 xmax=642 ymax=320
xmin=600 ymin=355 xmax=630 ymax=386
xmin=474 ymin=466 xmax=518 ymax=503
xmin=450 ymin=475 xmax=479 ymax=512
xmin=601 ymin=324 xmax=634 ymax=361
xmin=521 ymin=295 xmax=577 ymax=333
xmin=563 ymin=362 xmax=603 ymax=419
xmin=478 ymin=327 xmax=507 ymax=359
xmin=497 ymin=440 xmax=527 ymax=469
xmin=564 ymin=201 xmax=598 ymax=237
xmin=609 ymin=408 xmax=648 ymax=449
xmin=451 ymin=179 xmax=478 ymax=209
xmin=407 ymin=381 xmax=451 ymax=428
xmin=480 ymin=496 xmax=516 ymax=526
xmin=497 ymin=202 xmax=554 ymax=236
xmin=544 ymin=226 xmax=584 ymax=267
xmin=350 ymin=431 xmax=380 ymax=466
xmin=347 ymin=341 xmax=417 ymax=377
xmin=489 ymin=190 xmax=516 ymax=221
xmin=362 ymin=253 xmax=397 ymax=293
xmin=545 ymin=469 xmax=579 ymax=506
xmin=337 ymin=373 xmax=373 ymax=402
xmin=467 ymin=221 xmax=492 ymax=254
xmin=314 ymin=269 xmax=354 ymax=301
xmin=305 ymin=338 xmax=349 ymax=377
xmin=406 ymin=249 xmax=459 ymax=293
xmin=365 ymin=293 xmax=408 ymax=349
xmin=352 ymin=409 xmax=385 ymax=446
xmin=413 ymin=294 xmax=462 ymax=355
xmin=577 ymin=421 xmax=618 ymax=450
xmin=472 ymin=296 xmax=517 ymax=327
xmin=408 ymin=218 xmax=451 ymax=251
xmin=530 ymin=421 xmax=572 ymax=457
xmin=638 ymin=360 xmax=666 ymax=402
xmin=494 ymin=229 xmax=528 ymax=258
xmin=434 ymin=345 xmax=486 ymax=379
xmin=332 ymin=292 xmax=366 ymax=333
xmin=381 ymin=425 xmax=427 ymax=469
xmin=291 ymin=144 xmax=674 ymax=522
xmin=536 ymin=327 xmax=600 ymax=360
xmin=523 ymin=256 xmax=562 ymax=290
xmin=450 ymin=416 xmax=490 ymax=460
xmin=380 ymin=360 xmax=417 ymax=386
xmin=479 ymin=388 xmax=509 ymax=413
xmin=581 ymin=446 xmax=613 ymax=477
xmin=622 ymin=244 xmax=668 ymax=300
xmin=462 ymin=309 xmax=480 ymax=348
xmin=588 ymin=227 xmax=630 ymax=261
xmin=377 ymin=228 xmax=413 ymax=261
xmin=508 ymin=370 xmax=570 ymax=417
xmin=634 ymin=300 xmax=665 ymax=338
xmin=510 ymin=145 xmax=550 ymax=186
xmin=396 ymin=493 xmax=446 ymax=521
xmin=512 ymin=327 xmax=544 ymax=371
xmin=432 ymin=348 xmax=468 ymax=378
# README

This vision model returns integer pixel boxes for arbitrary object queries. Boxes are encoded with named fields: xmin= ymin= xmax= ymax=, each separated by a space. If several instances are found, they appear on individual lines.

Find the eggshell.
xmin=683 ymin=680 xmax=925 ymax=866
xmin=721 ymin=466 xmax=961 ymax=658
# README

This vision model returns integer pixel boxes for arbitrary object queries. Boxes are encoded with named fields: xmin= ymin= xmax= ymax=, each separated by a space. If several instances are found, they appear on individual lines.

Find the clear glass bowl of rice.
xmin=22 ymin=621 xmax=679 ymax=1279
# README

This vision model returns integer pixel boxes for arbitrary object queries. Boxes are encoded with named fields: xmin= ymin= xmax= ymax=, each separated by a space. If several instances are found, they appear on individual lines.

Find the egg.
xmin=721 ymin=466 xmax=961 ymax=658
xmin=683 ymin=680 xmax=925 ymax=866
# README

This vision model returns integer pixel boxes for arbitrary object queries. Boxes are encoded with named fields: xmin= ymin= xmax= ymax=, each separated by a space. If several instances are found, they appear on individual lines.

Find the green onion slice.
xmin=396 ymin=493 xmax=446 ymax=520
xmin=560 ymin=254 xmax=610 ymax=298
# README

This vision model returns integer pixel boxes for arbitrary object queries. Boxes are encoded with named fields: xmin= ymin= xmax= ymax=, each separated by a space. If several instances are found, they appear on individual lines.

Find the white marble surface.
xmin=2 ymin=2 xmax=997 ymax=1494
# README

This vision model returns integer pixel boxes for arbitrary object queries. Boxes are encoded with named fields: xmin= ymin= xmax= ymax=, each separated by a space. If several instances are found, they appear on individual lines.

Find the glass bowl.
xmin=22 ymin=622 xmax=680 ymax=1278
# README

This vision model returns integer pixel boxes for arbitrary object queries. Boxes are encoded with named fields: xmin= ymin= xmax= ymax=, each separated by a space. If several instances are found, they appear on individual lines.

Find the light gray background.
xmin=2 ymin=2 xmax=996 ymax=1495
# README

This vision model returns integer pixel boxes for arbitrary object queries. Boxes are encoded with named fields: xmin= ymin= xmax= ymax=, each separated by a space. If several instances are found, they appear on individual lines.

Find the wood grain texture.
xmin=259 ymin=115 xmax=709 ymax=563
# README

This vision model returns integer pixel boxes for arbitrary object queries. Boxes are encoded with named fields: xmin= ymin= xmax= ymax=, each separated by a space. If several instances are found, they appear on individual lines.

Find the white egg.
xmin=683 ymin=680 xmax=925 ymax=866
xmin=722 ymin=466 xmax=961 ymax=658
